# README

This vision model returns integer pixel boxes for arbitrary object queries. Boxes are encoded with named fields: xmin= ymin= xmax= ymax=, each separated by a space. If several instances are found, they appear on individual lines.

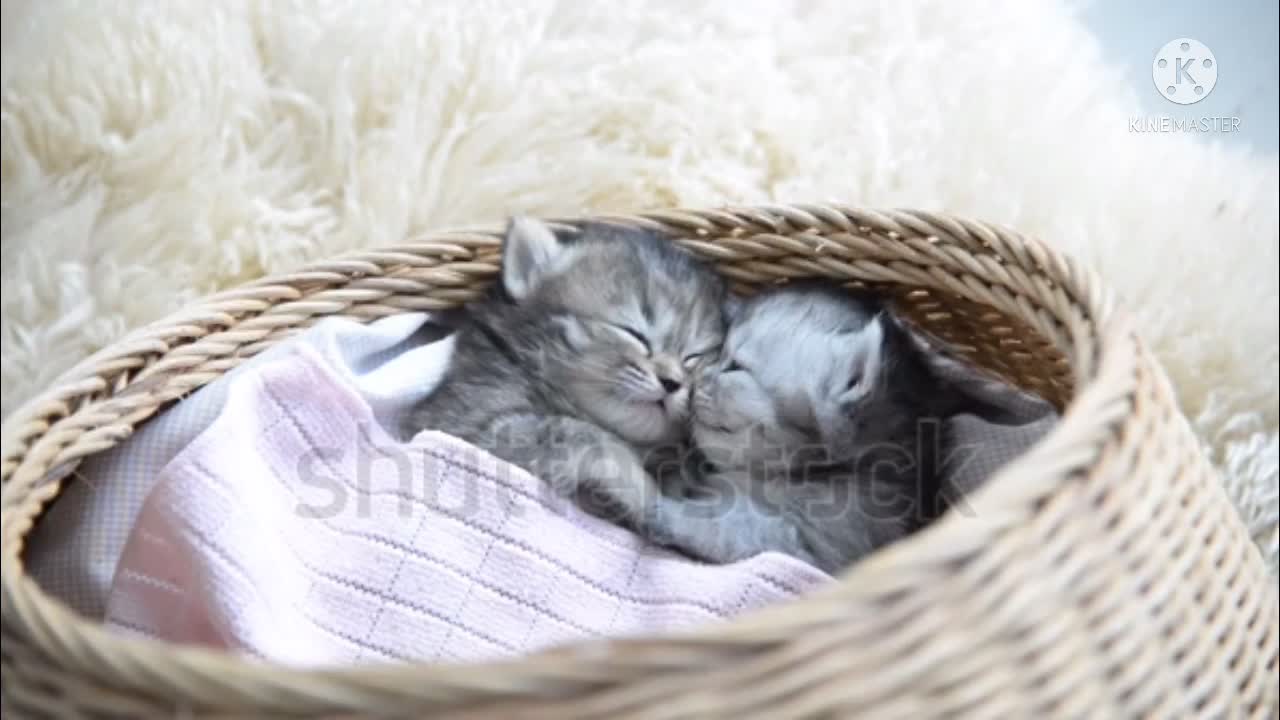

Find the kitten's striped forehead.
xmin=728 ymin=288 xmax=887 ymax=414
xmin=539 ymin=229 xmax=725 ymax=347
xmin=731 ymin=289 xmax=880 ymax=355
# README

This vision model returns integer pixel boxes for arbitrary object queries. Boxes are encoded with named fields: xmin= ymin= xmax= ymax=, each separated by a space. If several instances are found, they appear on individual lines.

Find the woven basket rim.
xmin=9 ymin=203 xmax=1265 ymax=718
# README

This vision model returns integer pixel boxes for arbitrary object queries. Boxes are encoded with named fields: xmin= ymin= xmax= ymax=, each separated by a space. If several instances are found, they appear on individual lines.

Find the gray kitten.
xmin=646 ymin=284 xmax=1001 ymax=573
xmin=406 ymin=217 xmax=727 ymax=529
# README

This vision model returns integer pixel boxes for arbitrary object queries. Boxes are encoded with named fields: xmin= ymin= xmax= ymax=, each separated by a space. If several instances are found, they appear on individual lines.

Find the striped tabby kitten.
xmin=407 ymin=217 xmax=727 ymax=530
xmin=646 ymin=285 xmax=1008 ymax=572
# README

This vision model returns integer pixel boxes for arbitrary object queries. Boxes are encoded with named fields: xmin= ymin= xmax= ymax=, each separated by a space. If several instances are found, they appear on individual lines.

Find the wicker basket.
xmin=2 ymin=205 xmax=1276 ymax=719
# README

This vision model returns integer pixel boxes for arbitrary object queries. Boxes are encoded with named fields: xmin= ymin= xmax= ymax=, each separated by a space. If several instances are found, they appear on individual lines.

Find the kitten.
xmin=646 ymin=284 xmax=1000 ymax=573
xmin=406 ymin=217 xmax=727 ymax=529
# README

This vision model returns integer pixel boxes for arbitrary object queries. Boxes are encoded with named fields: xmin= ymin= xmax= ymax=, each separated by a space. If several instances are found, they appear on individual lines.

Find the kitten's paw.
xmin=555 ymin=443 xmax=656 ymax=525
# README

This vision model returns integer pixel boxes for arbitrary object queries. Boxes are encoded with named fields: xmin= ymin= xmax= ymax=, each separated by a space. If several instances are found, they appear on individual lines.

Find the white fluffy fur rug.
xmin=2 ymin=0 xmax=1276 ymax=572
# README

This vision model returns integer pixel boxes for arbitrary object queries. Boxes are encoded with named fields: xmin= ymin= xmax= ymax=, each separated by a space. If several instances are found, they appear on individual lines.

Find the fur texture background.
xmin=2 ymin=0 xmax=1276 ymax=572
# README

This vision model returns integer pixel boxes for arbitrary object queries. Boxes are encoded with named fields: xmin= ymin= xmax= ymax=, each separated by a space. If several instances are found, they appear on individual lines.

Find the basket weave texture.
xmin=2 ymin=205 xmax=1277 ymax=719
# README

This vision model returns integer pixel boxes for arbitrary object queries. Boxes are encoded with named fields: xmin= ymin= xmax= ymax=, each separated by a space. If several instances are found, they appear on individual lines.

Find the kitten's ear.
xmin=502 ymin=216 xmax=568 ymax=302
xmin=832 ymin=315 xmax=887 ymax=411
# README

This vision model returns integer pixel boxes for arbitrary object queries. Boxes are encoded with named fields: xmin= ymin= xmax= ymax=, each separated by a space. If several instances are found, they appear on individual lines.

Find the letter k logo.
xmin=1175 ymin=56 xmax=1197 ymax=85
xmin=1153 ymin=38 xmax=1217 ymax=105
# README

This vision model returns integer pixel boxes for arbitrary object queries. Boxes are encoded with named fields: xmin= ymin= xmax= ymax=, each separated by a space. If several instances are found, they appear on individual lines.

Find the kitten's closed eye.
xmin=608 ymin=324 xmax=651 ymax=354
xmin=845 ymin=370 xmax=864 ymax=392
xmin=682 ymin=346 xmax=720 ymax=369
